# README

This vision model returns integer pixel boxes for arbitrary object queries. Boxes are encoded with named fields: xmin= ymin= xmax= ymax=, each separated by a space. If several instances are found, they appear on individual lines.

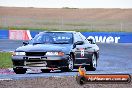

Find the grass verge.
xmin=0 ymin=26 xmax=125 ymax=32
xmin=0 ymin=52 xmax=12 ymax=68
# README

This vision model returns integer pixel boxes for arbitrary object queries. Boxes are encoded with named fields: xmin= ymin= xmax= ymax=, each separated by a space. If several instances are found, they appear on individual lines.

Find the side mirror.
xmin=73 ymin=41 xmax=84 ymax=48
xmin=75 ymin=41 xmax=84 ymax=45
xmin=23 ymin=41 xmax=29 ymax=46
xmin=87 ymin=39 xmax=95 ymax=44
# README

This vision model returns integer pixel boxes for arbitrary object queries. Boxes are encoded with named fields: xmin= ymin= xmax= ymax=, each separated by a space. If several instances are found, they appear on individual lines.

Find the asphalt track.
xmin=0 ymin=39 xmax=132 ymax=80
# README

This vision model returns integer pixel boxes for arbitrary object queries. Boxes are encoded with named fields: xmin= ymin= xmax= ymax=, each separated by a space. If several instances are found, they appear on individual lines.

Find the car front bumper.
xmin=12 ymin=55 xmax=69 ymax=69
xmin=74 ymin=58 xmax=92 ymax=66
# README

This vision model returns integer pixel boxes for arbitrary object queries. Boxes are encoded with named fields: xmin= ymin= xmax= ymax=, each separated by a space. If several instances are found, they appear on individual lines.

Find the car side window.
xmin=74 ymin=33 xmax=83 ymax=43
xmin=78 ymin=32 xmax=90 ymax=44
xmin=83 ymin=38 xmax=90 ymax=44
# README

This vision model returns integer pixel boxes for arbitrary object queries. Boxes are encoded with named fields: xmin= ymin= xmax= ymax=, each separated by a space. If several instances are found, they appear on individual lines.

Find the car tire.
xmin=85 ymin=54 xmax=97 ymax=71
xmin=41 ymin=69 xmax=51 ymax=73
xmin=61 ymin=55 xmax=74 ymax=72
xmin=13 ymin=68 xmax=27 ymax=74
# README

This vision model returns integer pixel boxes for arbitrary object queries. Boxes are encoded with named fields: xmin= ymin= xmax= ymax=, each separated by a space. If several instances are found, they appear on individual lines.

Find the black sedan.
xmin=12 ymin=31 xmax=99 ymax=74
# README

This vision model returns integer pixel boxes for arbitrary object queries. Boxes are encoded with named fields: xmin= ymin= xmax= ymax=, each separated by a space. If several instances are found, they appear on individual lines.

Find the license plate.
xmin=28 ymin=57 xmax=41 ymax=60
xmin=25 ymin=61 xmax=47 ymax=66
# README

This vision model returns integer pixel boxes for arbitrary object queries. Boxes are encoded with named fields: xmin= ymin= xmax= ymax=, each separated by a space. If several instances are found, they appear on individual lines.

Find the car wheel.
xmin=85 ymin=54 xmax=97 ymax=71
xmin=61 ymin=55 xmax=74 ymax=72
xmin=41 ymin=69 xmax=51 ymax=73
xmin=13 ymin=68 xmax=27 ymax=74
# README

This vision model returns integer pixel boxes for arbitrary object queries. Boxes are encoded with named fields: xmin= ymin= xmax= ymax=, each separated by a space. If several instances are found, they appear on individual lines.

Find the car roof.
xmin=51 ymin=31 xmax=76 ymax=32
xmin=39 ymin=31 xmax=78 ymax=34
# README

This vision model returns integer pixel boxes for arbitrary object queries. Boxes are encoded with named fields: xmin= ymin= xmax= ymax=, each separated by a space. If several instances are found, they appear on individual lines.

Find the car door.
xmin=74 ymin=32 xmax=93 ymax=65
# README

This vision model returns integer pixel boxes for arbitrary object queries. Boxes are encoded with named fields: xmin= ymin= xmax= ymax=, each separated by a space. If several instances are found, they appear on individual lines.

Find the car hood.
xmin=16 ymin=44 xmax=73 ymax=53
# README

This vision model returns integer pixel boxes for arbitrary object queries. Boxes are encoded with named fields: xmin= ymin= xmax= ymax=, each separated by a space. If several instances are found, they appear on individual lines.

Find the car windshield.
xmin=30 ymin=32 xmax=73 ymax=44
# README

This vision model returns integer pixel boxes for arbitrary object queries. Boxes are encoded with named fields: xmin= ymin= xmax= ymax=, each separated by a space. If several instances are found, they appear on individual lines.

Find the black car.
xmin=12 ymin=31 xmax=99 ymax=74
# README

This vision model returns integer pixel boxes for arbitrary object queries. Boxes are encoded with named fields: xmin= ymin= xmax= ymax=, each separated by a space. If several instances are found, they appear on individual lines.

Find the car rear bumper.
xmin=12 ymin=55 xmax=69 ymax=69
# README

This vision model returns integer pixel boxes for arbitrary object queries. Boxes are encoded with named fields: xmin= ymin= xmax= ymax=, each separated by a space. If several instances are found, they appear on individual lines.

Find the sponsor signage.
xmin=9 ymin=30 xmax=31 ymax=40
xmin=76 ymin=67 xmax=131 ymax=85
xmin=0 ymin=30 xmax=132 ymax=43
xmin=0 ymin=30 xmax=9 ymax=39
xmin=82 ymin=32 xmax=132 ymax=43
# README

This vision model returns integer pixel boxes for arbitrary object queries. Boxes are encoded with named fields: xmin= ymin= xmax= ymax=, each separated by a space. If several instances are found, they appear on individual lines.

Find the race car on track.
xmin=12 ymin=31 xmax=99 ymax=74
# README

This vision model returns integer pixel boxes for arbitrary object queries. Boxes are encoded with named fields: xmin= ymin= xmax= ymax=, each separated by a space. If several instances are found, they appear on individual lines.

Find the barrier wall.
xmin=9 ymin=30 xmax=31 ymax=40
xmin=0 ymin=29 xmax=9 ymax=39
xmin=0 ymin=30 xmax=132 ymax=43
xmin=82 ymin=32 xmax=132 ymax=43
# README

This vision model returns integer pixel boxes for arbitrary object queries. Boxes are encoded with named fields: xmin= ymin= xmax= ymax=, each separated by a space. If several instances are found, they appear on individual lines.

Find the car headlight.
xmin=46 ymin=52 xmax=64 ymax=56
xmin=12 ymin=52 xmax=26 ymax=56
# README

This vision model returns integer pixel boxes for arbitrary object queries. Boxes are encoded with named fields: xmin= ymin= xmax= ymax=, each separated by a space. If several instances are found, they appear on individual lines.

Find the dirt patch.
xmin=0 ymin=76 xmax=132 ymax=88
xmin=0 ymin=7 xmax=132 ymax=31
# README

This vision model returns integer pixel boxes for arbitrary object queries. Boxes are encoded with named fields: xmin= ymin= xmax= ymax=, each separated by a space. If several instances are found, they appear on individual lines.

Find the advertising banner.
xmin=0 ymin=30 xmax=132 ymax=43
xmin=0 ymin=30 xmax=9 ymax=39
xmin=82 ymin=32 xmax=132 ymax=43
xmin=9 ymin=30 xmax=31 ymax=40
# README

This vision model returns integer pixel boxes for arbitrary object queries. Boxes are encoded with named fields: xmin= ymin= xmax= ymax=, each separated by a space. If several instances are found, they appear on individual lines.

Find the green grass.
xmin=0 ymin=26 xmax=47 ymax=30
xmin=0 ymin=26 xmax=63 ymax=31
xmin=65 ymin=23 xmax=88 ymax=26
xmin=0 ymin=26 xmax=126 ymax=32
xmin=0 ymin=52 xmax=13 ymax=68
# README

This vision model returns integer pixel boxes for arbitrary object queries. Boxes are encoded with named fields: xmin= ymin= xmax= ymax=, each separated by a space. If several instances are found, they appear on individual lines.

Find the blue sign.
xmin=81 ymin=32 xmax=132 ymax=43
xmin=0 ymin=30 xmax=9 ymax=39
xmin=30 ymin=30 xmax=39 ymax=38
xmin=0 ymin=29 xmax=132 ymax=43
